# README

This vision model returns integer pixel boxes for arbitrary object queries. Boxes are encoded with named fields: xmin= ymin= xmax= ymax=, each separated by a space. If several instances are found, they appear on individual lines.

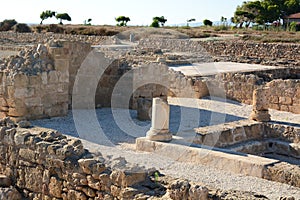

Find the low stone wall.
xmin=193 ymin=120 xmax=300 ymax=148
xmin=0 ymin=32 xmax=109 ymax=46
xmin=0 ymin=118 xmax=213 ymax=200
xmin=202 ymin=69 xmax=300 ymax=113
xmin=266 ymin=79 xmax=300 ymax=113
xmin=139 ymin=38 xmax=300 ymax=67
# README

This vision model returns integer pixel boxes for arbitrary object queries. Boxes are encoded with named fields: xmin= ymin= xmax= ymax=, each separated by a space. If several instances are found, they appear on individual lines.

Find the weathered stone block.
xmin=290 ymin=105 xmax=300 ymax=114
xmin=19 ymin=148 xmax=36 ymax=163
xmin=29 ymin=75 xmax=42 ymax=85
xmin=78 ymin=159 xmax=106 ymax=175
xmin=48 ymin=71 xmax=58 ymax=84
xmin=110 ymin=170 xmax=147 ymax=187
xmin=49 ymin=176 xmax=63 ymax=198
xmin=14 ymin=87 xmax=35 ymax=98
xmin=279 ymin=97 xmax=292 ymax=105
xmin=24 ymin=167 xmax=43 ymax=192
xmin=0 ymin=186 xmax=21 ymax=200
xmin=24 ymin=97 xmax=41 ymax=107
xmin=13 ymin=74 xmax=29 ymax=87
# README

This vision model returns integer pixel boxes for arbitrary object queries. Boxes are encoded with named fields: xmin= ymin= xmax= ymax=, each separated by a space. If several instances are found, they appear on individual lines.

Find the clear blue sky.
xmin=0 ymin=0 xmax=245 ymax=25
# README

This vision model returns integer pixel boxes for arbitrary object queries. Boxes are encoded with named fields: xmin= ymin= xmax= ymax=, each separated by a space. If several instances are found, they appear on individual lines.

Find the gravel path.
xmin=0 ymin=50 xmax=18 ymax=59
xmin=31 ymin=97 xmax=300 ymax=199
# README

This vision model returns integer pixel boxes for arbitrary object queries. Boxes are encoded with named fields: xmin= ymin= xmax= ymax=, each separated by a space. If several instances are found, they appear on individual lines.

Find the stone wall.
xmin=266 ymin=79 xmax=300 ymax=113
xmin=139 ymin=38 xmax=300 ymax=67
xmin=0 ymin=43 xmax=70 ymax=121
xmin=0 ymin=118 xmax=212 ymax=200
xmin=0 ymin=32 xmax=109 ymax=46
xmin=50 ymin=41 xmax=92 ymax=107
xmin=203 ymin=68 xmax=300 ymax=113
xmin=193 ymin=120 xmax=300 ymax=148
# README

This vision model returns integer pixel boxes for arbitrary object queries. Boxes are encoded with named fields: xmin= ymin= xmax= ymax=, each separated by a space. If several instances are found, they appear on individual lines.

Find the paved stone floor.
xmin=170 ymin=62 xmax=282 ymax=76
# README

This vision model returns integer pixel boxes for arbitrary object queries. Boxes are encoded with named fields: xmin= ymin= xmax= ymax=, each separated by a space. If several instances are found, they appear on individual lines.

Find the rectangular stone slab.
xmin=136 ymin=137 xmax=278 ymax=178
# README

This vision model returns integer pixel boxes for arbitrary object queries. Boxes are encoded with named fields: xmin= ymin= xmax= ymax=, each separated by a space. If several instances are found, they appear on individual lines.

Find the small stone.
xmin=0 ymin=175 xmax=11 ymax=187
xmin=17 ymin=120 xmax=31 ymax=128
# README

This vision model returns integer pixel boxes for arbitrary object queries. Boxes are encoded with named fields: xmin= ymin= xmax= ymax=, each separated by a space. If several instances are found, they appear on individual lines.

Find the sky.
xmin=0 ymin=0 xmax=245 ymax=26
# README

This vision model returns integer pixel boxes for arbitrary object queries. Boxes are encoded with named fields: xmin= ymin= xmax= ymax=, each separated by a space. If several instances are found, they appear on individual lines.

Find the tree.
xmin=115 ymin=16 xmax=130 ymax=26
xmin=40 ymin=10 xmax=56 ymax=24
xmin=203 ymin=19 xmax=213 ymax=26
xmin=153 ymin=16 xmax=167 ymax=27
xmin=187 ymin=18 xmax=196 ymax=26
xmin=233 ymin=0 xmax=300 ymax=28
xmin=84 ymin=18 xmax=92 ymax=26
xmin=56 ymin=13 xmax=72 ymax=25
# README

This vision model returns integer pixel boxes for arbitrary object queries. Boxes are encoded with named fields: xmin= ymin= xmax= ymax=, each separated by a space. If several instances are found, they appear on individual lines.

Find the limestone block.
xmin=12 ymin=74 xmax=29 ymax=87
xmin=58 ymin=71 xmax=69 ymax=83
xmin=168 ymin=179 xmax=190 ymax=200
xmin=250 ymin=110 xmax=271 ymax=122
xmin=290 ymin=105 xmax=300 ymax=114
xmin=86 ymin=175 xmax=101 ymax=190
xmin=14 ymin=88 xmax=35 ymax=98
xmin=98 ymin=174 xmax=112 ymax=191
xmin=45 ymin=103 xmax=68 ymax=117
xmin=269 ymin=96 xmax=279 ymax=104
xmin=8 ymin=107 xmax=27 ymax=117
xmin=19 ymin=148 xmax=36 ymax=163
xmin=55 ymin=59 xmax=69 ymax=73
xmin=0 ymin=106 xmax=8 ymax=112
xmin=0 ymin=187 xmax=21 ymax=200
xmin=49 ymin=176 xmax=63 ymax=198
xmin=48 ymin=71 xmax=58 ymax=84
xmin=188 ymin=185 xmax=209 ymax=200
xmin=81 ymin=186 xmax=96 ymax=197
xmin=78 ymin=159 xmax=106 ymax=175
xmin=39 ymin=72 xmax=47 ymax=85
xmin=110 ymin=170 xmax=147 ymax=187
xmin=279 ymin=97 xmax=292 ymax=105
xmin=24 ymin=97 xmax=41 ymax=107
xmin=269 ymin=103 xmax=280 ymax=110
xmin=28 ymin=106 xmax=43 ymax=117
xmin=56 ymin=83 xmax=69 ymax=94
xmin=29 ymin=75 xmax=42 ymax=86
xmin=252 ymin=88 xmax=270 ymax=111
xmin=24 ymin=167 xmax=43 ymax=192
xmin=280 ymin=105 xmax=289 ymax=112
xmin=67 ymin=190 xmax=87 ymax=200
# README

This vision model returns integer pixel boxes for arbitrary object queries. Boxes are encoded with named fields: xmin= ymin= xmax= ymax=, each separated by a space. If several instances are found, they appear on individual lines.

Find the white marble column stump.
xmin=146 ymin=98 xmax=172 ymax=142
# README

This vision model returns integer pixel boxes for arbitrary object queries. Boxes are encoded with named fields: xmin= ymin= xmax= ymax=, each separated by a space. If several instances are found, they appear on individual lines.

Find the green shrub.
xmin=214 ymin=25 xmax=228 ymax=31
xmin=203 ymin=19 xmax=213 ymax=26
xmin=0 ymin=19 xmax=17 ymax=31
xmin=13 ymin=23 xmax=31 ymax=33
xmin=289 ymin=22 xmax=298 ymax=32
xmin=47 ymin=24 xmax=64 ymax=33
xmin=150 ymin=19 xmax=160 ymax=28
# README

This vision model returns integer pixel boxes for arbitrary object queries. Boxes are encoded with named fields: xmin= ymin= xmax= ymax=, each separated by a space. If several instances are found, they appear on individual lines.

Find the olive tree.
xmin=40 ymin=10 xmax=56 ymax=24
xmin=56 ymin=13 xmax=72 ymax=25
xmin=115 ymin=16 xmax=130 ymax=26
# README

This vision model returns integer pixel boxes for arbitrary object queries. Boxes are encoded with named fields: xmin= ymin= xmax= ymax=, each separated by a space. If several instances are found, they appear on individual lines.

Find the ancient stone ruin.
xmin=0 ymin=31 xmax=299 ymax=199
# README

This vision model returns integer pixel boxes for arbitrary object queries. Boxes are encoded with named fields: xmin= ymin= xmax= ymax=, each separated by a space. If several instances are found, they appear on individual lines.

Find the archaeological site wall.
xmin=0 ymin=36 xmax=299 ymax=121
xmin=0 ymin=118 xmax=211 ymax=200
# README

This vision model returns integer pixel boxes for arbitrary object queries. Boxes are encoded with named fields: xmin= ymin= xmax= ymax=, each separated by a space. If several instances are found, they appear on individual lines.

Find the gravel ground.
xmin=0 ymin=50 xmax=18 ymax=59
xmin=31 ymin=97 xmax=300 ymax=199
